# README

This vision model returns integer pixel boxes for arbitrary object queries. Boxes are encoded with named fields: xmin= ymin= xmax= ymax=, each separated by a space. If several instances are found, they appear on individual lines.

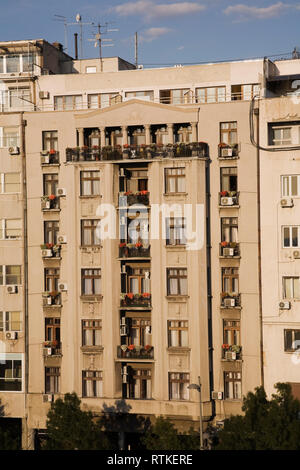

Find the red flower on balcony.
xmin=218 ymin=142 xmax=228 ymax=148
xmin=49 ymin=149 xmax=56 ymax=154
xmin=145 ymin=344 xmax=152 ymax=350
xmin=221 ymin=241 xmax=228 ymax=247
xmin=142 ymin=292 xmax=150 ymax=298
xmin=128 ymin=344 xmax=135 ymax=351
xmin=46 ymin=243 xmax=54 ymax=249
xmin=220 ymin=191 xmax=228 ymax=197
xmin=126 ymin=293 xmax=134 ymax=300
xmin=222 ymin=344 xmax=230 ymax=350
xmin=135 ymin=242 xmax=142 ymax=248
xmin=124 ymin=191 xmax=132 ymax=196
xmin=139 ymin=190 xmax=149 ymax=195
xmin=123 ymin=144 xmax=130 ymax=149
xmin=119 ymin=242 xmax=126 ymax=248
xmin=48 ymin=194 xmax=56 ymax=200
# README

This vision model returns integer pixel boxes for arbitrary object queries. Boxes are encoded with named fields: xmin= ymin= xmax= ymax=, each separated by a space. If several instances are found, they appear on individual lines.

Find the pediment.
xmin=74 ymin=99 xmax=198 ymax=127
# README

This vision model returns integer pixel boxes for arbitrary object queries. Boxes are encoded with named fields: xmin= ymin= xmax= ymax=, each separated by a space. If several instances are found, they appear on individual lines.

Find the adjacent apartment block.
xmin=0 ymin=38 xmax=299 ymax=448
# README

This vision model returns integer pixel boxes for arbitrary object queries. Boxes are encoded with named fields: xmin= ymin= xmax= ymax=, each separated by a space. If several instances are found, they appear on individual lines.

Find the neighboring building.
xmin=0 ymin=38 xmax=299 ymax=448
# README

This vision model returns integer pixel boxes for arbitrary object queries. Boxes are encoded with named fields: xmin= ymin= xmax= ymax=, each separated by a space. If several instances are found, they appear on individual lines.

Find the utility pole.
xmin=88 ymin=23 xmax=117 ymax=72
xmin=135 ymin=32 xmax=138 ymax=68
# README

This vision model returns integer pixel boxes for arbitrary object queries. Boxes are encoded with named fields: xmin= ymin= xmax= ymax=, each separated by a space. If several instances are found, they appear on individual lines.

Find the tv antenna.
xmin=88 ymin=22 xmax=118 ymax=72
xmin=56 ymin=14 xmax=94 ymax=59
xmin=53 ymin=15 xmax=68 ymax=53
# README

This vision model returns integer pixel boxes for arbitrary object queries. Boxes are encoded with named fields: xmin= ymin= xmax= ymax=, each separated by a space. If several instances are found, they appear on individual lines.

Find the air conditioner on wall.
xmin=221 ymin=148 xmax=232 ymax=157
xmin=58 ymin=283 xmax=67 ymax=292
xmin=56 ymin=188 xmax=66 ymax=197
xmin=279 ymin=300 xmax=291 ymax=310
xmin=5 ymin=331 xmax=17 ymax=340
xmin=42 ymin=249 xmax=52 ymax=257
xmin=225 ymin=351 xmax=236 ymax=361
xmin=224 ymin=298 xmax=235 ymax=307
xmin=212 ymin=391 xmax=223 ymax=400
xmin=8 ymin=146 xmax=20 ymax=155
xmin=223 ymin=248 xmax=234 ymax=257
xmin=57 ymin=235 xmax=67 ymax=244
xmin=293 ymin=250 xmax=300 ymax=259
xmin=280 ymin=198 xmax=294 ymax=208
xmin=43 ymin=394 xmax=53 ymax=403
xmin=221 ymin=197 xmax=234 ymax=206
xmin=7 ymin=285 xmax=17 ymax=294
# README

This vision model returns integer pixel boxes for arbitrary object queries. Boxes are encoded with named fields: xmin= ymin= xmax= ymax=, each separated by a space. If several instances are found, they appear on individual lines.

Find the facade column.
xmin=77 ymin=127 xmax=84 ymax=147
xmin=22 ymin=418 xmax=35 ymax=450
xmin=191 ymin=122 xmax=198 ymax=142
xmin=122 ymin=126 xmax=128 ymax=146
xmin=167 ymin=123 xmax=174 ymax=144
xmin=100 ymin=127 xmax=106 ymax=148
xmin=144 ymin=124 xmax=151 ymax=145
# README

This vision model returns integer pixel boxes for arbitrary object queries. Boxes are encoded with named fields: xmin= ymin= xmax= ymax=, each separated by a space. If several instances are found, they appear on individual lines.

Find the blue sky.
xmin=2 ymin=0 xmax=300 ymax=67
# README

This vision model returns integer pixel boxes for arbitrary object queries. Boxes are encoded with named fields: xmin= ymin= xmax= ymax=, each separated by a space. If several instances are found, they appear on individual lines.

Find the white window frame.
xmin=0 ymin=265 xmax=22 ymax=286
xmin=0 ymin=219 xmax=22 ymax=240
xmin=0 ymin=173 xmax=21 ymax=194
xmin=283 ymin=276 xmax=300 ymax=299
xmin=0 ymin=311 xmax=22 ymax=332
xmin=281 ymin=175 xmax=300 ymax=197
xmin=0 ymin=353 xmax=24 ymax=393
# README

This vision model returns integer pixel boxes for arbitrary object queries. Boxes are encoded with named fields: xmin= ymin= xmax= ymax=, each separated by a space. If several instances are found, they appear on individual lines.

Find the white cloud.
xmin=224 ymin=2 xmax=291 ymax=21
xmin=177 ymin=45 xmax=185 ymax=50
xmin=113 ymin=1 xmax=206 ymax=20
xmin=140 ymin=27 xmax=173 ymax=42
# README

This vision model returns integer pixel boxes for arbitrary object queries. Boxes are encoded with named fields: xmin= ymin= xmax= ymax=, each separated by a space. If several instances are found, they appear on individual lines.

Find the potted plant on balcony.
xmin=122 ymin=143 xmax=130 ymax=159
xmin=144 ymin=344 xmax=153 ymax=356
xmin=52 ymin=244 xmax=61 ymax=257
xmin=138 ymin=190 xmax=149 ymax=205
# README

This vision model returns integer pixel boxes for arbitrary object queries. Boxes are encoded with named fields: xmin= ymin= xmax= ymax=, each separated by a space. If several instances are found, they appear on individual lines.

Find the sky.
xmin=2 ymin=0 xmax=300 ymax=67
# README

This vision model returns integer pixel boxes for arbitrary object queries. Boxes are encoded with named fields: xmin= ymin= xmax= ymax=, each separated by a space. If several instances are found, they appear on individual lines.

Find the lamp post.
xmin=188 ymin=376 xmax=203 ymax=450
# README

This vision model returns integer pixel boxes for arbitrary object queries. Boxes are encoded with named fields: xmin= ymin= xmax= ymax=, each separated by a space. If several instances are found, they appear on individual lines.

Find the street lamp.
xmin=188 ymin=376 xmax=203 ymax=450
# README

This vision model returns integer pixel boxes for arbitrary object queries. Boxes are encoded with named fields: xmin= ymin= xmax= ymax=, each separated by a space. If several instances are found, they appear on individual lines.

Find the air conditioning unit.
xmin=56 ymin=188 xmax=66 ymax=197
xmin=43 ymin=394 xmax=54 ymax=403
xmin=5 ymin=331 xmax=17 ymax=340
xmin=58 ymin=283 xmax=67 ymax=292
xmin=145 ymin=326 xmax=152 ymax=334
xmin=43 ymin=297 xmax=52 ymax=306
xmin=223 ymin=248 xmax=234 ymax=257
xmin=8 ymin=146 xmax=20 ymax=155
xmin=279 ymin=300 xmax=291 ymax=310
xmin=121 ymin=265 xmax=127 ymax=274
xmin=7 ymin=285 xmax=17 ymax=294
xmin=57 ymin=235 xmax=67 ymax=244
xmin=43 ymin=347 xmax=52 ymax=356
xmin=221 ymin=148 xmax=232 ymax=157
xmin=281 ymin=198 xmax=294 ymax=208
xmin=39 ymin=91 xmax=50 ymax=99
xmin=293 ymin=250 xmax=300 ymax=259
xmin=42 ymin=249 xmax=52 ymax=258
xmin=120 ymin=325 xmax=128 ymax=336
xmin=224 ymin=298 xmax=236 ymax=307
xmin=122 ymin=365 xmax=128 ymax=383
xmin=221 ymin=197 xmax=234 ymax=206
xmin=212 ymin=391 xmax=223 ymax=400
xmin=119 ymin=168 xmax=125 ymax=177
xmin=225 ymin=351 xmax=236 ymax=361
xmin=41 ymin=155 xmax=50 ymax=164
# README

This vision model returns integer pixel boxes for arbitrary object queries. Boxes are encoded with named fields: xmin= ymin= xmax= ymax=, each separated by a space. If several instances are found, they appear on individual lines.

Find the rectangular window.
xmin=82 ymin=320 xmax=102 ymax=346
xmin=80 ymin=171 xmax=100 ymax=196
xmin=283 ymin=277 xmax=300 ymax=299
xmin=9 ymin=87 xmax=31 ymax=110
xmin=43 ymin=173 xmax=58 ymax=196
xmin=224 ymin=372 xmax=241 ymax=399
xmin=220 ymin=122 xmax=237 ymax=145
xmin=42 ymin=130 xmax=58 ymax=152
xmin=45 ymin=367 xmax=60 ymax=393
xmin=282 ymin=226 xmax=300 ymax=248
xmin=81 ymin=269 xmax=101 ymax=295
xmin=54 ymin=95 xmax=82 ymax=111
xmin=87 ymin=93 xmax=121 ymax=109
xmin=128 ymin=368 xmax=152 ymax=399
xmin=284 ymin=329 xmax=300 ymax=352
xmin=223 ymin=320 xmax=240 ymax=345
xmin=167 ymin=268 xmax=188 ymax=296
xmin=231 ymin=84 xmax=260 ymax=101
xmin=222 ymin=267 xmax=239 ymax=294
xmin=44 ymin=268 xmax=60 ymax=293
xmin=82 ymin=370 xmax=103 ymax=397
xmin=0 ymin=312 xmax=22 ymax=332
xmin=271 ymin=126 xmax=292 ymax=145
xmin=45 ymin=318 xmax=61 ymax=344
xmin=166 ymin=217 xmax=186 ymax=246
xmin=86 ymin=66 xmax=97 ymax=74
xmin=196 ymin=86 xmax=226 ymax=103
xmin=44 ymin=221 xmax=59 ymax=245
xmin=0 ymin=126 xmax=19 ymax=148
xmin=127 ymin=268 xmax=151 ymax=295
xmin=3 ymin=173 xmax=20 ymax=193
xmin=125 ymin=90 xmax=154 ymax=100
xmin=0 ymin=266 xmax=21 ymax=285
xmin=129 ymin=318 xmax=151 ymax=346
xmin=168 ymin=320 xmax=188 ymax=347
xmin=81 ymin=220 xmax=101 ymax=246
xmin=281 ymin=175 xmax=300 ymax=197
xmin=0 ymin=354 xmax=22 ymax=392
xmin=159 ymin=89 xmax=190 ymax=104
xmin=1 ymin=219 xmax=21 ymax=239
xmin=221 ymin=218 xmax=238 ymax=243
xmin=169 ymin=372 xmax=189 ymax=400
xmin=165 ymin=168 xmax=186 ymax=193
xmin=220 ymin=167 xmax=238 ymax=192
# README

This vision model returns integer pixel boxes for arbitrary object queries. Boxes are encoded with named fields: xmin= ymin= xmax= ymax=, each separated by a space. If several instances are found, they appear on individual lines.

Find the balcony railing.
xmin=41 ymin=196 xmax=60 ymax=211
xmin=41 ymin=244 xmax=61 ymax=258
xmin=219 ymin=242 xmax=240 ymax=257
xmin=66 ymin=142 xmax=208 ymax=162
xmin=221 ymin=345 xmax=242 ymax=360
xmin=43 ymin=341 xmax=62 ymax=356
xmin=117 ymin=345 xmax=154 ymax=359
xmin=120 ymin=293 xmax=151 ymax=308
xmin=219 ymin=192 xmax=239 ymax=207
xmin=221 ymin=293 xmax=241 ymax=308
xmin=42 ymin=292 xmax=62 ymax=307
xmin=218 ymin=143 xmax=239 ymax=158
xmin=119 ymin=192 xmax=150 ymax=206
xmin=40 ymin=151 xmax=60 ymax=165
xmin=119 ymin=244 xmax=150 ymax=258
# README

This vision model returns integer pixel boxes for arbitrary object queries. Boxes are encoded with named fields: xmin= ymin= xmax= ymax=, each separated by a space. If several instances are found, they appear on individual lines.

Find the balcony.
xmin=41 ymin=196 xmax=60 ymax=211
xmin=119 ymin=191 xmax=150 ymax=206
xmin=43 ymin=341 xmax=62 ymax=357
xmin=219 ymin=191 xmax=239 ymax=207
xmin=42 ymin=292 xmax=62 ymax=307
xmin=119 ymin=244 xmax=150 ymax=259
xmin=40 ymin=150 xmax=60 ymax=165
xmin=41 ymin=244 xmax=61 ymax=258
xmin=219 ymin=242 xmax=240 ymax=257
xmin=117 ymin=345 xmax=154 ymax=359
xmin=218 ymin=143 xmax=239 ymax=158
xmin=221 ymin=345 xmax=242 ymax=361
xmin=120 ymin=293 xmax=151 ymax=308
xmin=221 ymin=293 xmax=241 ymax=308
xmin=65 ymin=142 xmax=209 ymax=162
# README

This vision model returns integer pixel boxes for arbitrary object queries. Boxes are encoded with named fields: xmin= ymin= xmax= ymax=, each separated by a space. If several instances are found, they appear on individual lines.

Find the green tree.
xmin=0 ymin=399 xmax=21 ymax=450
xmin=43 ymin=392 xmax=108 ymax=450
xmin=215 ymin=383 xmax=300 ymax=450
xmin=142 ymin=416 xmax=199 ymax=450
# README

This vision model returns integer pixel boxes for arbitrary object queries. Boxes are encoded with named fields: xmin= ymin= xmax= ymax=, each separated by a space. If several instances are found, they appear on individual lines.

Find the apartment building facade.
xmin=0 ymin=38 xmax=299 ymax=448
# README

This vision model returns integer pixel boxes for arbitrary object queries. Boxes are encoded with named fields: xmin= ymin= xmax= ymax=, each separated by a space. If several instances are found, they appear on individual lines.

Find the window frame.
xmin=169 ymin=372 xmax=190 ymax=401
xmin=164 ymin=167 xmax=186 ymax=194
xmin=166 ymin=268 xmax=188 ymax=296
xmin=168 ymin=320 xmax=188 ymax=348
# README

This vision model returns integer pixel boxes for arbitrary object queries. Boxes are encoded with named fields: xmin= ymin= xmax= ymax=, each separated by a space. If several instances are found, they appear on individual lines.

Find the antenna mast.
xmin=88 ymin=23 xmax=118 ymax=72
xmin=135 ymin=32 xmax=138 ymax=68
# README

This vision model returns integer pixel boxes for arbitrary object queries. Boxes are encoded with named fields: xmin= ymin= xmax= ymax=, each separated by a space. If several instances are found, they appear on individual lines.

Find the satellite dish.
xmin=76 ymin=13 xmax=81 ymax=22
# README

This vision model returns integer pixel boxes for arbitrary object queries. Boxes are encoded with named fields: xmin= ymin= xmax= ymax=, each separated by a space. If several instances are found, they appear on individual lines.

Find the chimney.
xmin=74 ymin=33 xmax=78 ymax=60
xmin=52 ymin=42 xmax=63 ymax=52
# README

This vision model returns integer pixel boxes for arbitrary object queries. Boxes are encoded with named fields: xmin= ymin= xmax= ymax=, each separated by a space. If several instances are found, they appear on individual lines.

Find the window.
xmin=169 ymin=372 xmax=189 ymax=400
xmin=82 ymin=320 xmax=102 ymax=346
xmin=0 ymin=354 xmax=22 ymax=391
xmin=45 ymin=367 xmax=60 ymax=393
xmin=43 ymin=173 xmax=58 ymax=196
xmin=196 ymin=86 xmax=226 ymax=103
xmin=125 ymin=169 xmax=148 ymax=193
xmin=165 ymin=168 xmax=186 ymax=193
xmin=220 ymin=167 xmax=237 ymax=192
xmin=1 ymin=219 xmax=21 ymax=239
xmin=42 ymin=131 xmax=58 ymax=152
xmin=87 ymin=93 xmax=121 ymax=109
xmin=223 ymin=320 xmax=240 ymax=345
xmin=129 ymin=318 xmax=151 ymax=346
xmin=80 ymin=171 xmax=100 ymax=196
xmin=44 ymin=221 xmax=59 ymax=245
xmin=220 ymin=122 xmax=237 ymax=145
xmin=128 ymin=368 xmax=152 ymax=399
xmin=167 ymin=268 xmax=188 ymax=296
xmin=54 ymin=95 xmax=82 ymax=111
xmin=82 ymin=370 xmax=103 ymax=397
xmin=0 ymin=266 xmax=21 ymax=285
xmin=166 ymin=217 xmax=186 ymax=246
xmin=81 ymin=269 xmax=101 ymax=295
xmin=281 ymin=175 xmax=300 ymax=197
xmin=0 ymin=126 xmax=19 ymax=147
xmin=0 ymin=173 xmax=21 ymax=193
xmin=168 ymin=320 xmax=188 ymax=347
xmin=284 ymin=329 xmax=300 ymax=352
xmin=86 ymin=66 xmax=97 ymax=73
xmin=282 ymin=226 xmax=300 ymax=248
xmin=222 ymin=267 xmax=239 ymax=294
xmin=44 ymin=268 xmax=60 ymax=292
xmin=8 ymin=87 xmax=31 ymax=111
xmin=160 ymin=89 xmax=190 ymax=104
xmin=0 ymin=312 xmax=22 ymax=331
xmin=125 ymin=90 xmax=154 ymax=101
xmin=231 ymin=84 xmax=260 ymax=101
xmin=221 ymin=218 xmax=238 ymax=243
xmin=81 ymin=219 xmax=101 ymax=246
xmin=270 ymin=126 xmax=292 ymax=145
xmin=224 ymin=372 xmax=241 ymax=399
xmin=45 ymin=318 xmax=60 ymax=344
xmin=128 ymin=268 xmax=151 ymax=294
xmin=283 ymin=277 xmax=300 ymax=299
